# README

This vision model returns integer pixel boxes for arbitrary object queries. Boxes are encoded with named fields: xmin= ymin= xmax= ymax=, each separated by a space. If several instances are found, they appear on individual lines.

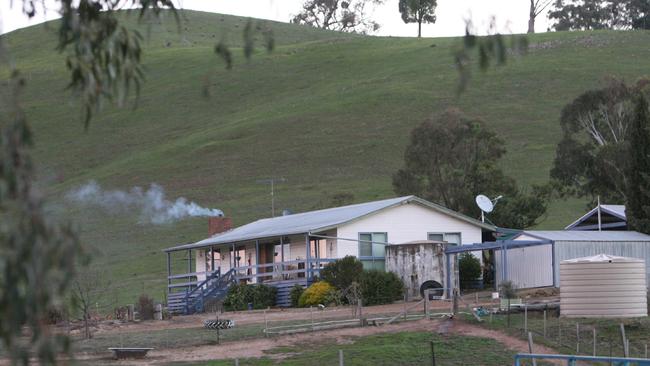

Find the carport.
xmin=444 ymin=239 xmax=554 ymax=293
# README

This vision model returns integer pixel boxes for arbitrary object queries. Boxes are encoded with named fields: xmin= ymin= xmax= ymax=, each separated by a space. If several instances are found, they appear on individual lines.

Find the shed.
xmin=499 ymin=231 xmax=650 ymax=289
xmin=385 ymin=240 xmax=449 ymax=299
xmin=560 ymin=254 xmax=647 ymax=318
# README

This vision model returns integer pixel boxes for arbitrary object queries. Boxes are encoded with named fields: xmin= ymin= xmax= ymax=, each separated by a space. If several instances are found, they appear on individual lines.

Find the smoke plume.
xmin=66 ymin=181 xmax=223 ymax=224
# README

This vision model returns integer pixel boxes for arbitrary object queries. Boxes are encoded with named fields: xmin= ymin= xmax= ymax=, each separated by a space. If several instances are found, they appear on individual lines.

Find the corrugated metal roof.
xmin=565 ymin=204 xmax=626 ymax=230
xmin=519 ymin=230 xmax=650 ymax=242
xmin=165 ymin=196 xmax=494 ymax=252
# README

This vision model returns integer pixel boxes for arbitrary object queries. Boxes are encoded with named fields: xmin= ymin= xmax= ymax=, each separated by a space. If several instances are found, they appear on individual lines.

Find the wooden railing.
xmin=168 ymin=258 xmax=337 ymax=292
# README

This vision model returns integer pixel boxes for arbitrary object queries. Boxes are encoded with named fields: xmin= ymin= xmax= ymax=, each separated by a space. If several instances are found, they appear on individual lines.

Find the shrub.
xmin=136 ymin=294 xmax=155 ymax=320
xmin=298 ymin=281 xmax=336 ymax=307
xmin=320 ymin=256 xmax=363 ymax=291
xmin=289 ymin=284 xmax=305 ymax=308
xmin=359 ymin=270 xmax=404 ymax=306
xmin=458 ymin=252 xmax=482 ymax=288
xmin=223 ymin=283 xmax=277 ymax=311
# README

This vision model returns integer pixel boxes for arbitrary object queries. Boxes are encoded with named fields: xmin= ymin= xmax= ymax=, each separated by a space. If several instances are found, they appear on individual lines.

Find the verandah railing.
xmin=167 ymin=258 xmax=337 ymax=293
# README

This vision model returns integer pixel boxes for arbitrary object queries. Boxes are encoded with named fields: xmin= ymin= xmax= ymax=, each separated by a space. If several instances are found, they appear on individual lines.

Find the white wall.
xmin=496 ymin=239 xmax=554 ymax=289
xmin=336 ymin=202 xmax=484 ymax=258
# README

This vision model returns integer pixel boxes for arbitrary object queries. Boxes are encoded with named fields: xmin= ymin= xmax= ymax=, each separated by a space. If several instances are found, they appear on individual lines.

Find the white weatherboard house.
xmin=164 ymin=196 xmax=494 ymax=313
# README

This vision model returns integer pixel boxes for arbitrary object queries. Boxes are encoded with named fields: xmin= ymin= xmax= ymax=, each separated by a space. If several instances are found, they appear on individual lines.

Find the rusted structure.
xmin=385 ymin=240 xmax=449 ymax=299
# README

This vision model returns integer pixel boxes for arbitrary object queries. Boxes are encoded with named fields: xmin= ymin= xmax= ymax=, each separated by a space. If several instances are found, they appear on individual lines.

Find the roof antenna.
xmin=475 ymin=194 xmax=503 ymax=223
xmin=256 ymin=177 xmax=287 ymax=217
xmin=597 ymin=195 xmax=602 ymax=231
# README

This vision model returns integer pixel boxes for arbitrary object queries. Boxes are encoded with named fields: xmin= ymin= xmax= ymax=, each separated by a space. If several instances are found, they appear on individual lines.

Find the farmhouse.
xmin=164 ymin=195 xmax=495 ymax=313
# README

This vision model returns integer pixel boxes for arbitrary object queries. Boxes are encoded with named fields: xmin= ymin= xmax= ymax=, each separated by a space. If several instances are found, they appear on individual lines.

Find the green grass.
xmin=463 ymin=311 xmax=650 ymax=359
xmin=3 ymin=10 xmax=650 ymax=305
xmin=166 ymin=331 xmax=522 ymax=366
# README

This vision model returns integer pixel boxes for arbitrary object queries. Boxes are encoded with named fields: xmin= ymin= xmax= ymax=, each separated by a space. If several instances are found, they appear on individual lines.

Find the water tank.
xmin=560 ymin=254 xmax=647 ymax=318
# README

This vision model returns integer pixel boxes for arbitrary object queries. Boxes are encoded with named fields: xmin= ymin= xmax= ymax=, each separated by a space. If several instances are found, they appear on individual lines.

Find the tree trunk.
xmin=418 ymin=20 xmax=422 ymax=38
xmin=528 ymin=0 xmax=536 ymax=33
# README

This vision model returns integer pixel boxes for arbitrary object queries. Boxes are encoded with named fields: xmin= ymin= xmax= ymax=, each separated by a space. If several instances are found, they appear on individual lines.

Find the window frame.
xmin=427 ymin=232 xmax=462 ymax=246
xmin=358 ymin=232 xmax=387 ymax=271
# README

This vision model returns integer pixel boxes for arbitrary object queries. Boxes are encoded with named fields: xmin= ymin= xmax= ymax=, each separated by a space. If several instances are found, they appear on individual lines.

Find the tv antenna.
xmin=256 ymin=177 xmax=287 ymax=217
xmin=475 ymin=194 xmax=503 ymax=223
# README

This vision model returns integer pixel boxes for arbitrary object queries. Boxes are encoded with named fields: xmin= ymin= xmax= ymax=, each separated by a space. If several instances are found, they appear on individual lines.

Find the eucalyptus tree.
xmin=292 ymin=0 xmax=383 ymax=34
xmin=398 ymin=0 xmax=437 ymax=37
xmin=528 ymin=0 xmax=553 ymax=33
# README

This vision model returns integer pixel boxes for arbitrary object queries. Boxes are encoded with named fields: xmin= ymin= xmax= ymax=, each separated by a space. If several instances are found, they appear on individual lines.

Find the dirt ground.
xmin=80 ymin=318 xmax=565 ymax=365
xmin=93 ymin=300 xmax=459 ymax=336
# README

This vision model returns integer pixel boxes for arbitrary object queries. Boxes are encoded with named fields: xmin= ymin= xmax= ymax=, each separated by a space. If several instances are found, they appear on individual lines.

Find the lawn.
xmin=4 ymin=10 xmax=650 ymax=306
xmin=463 ymin=310 xmax=650 ymax=359
xmin=166 ymin=331 xmax=522 ymax=366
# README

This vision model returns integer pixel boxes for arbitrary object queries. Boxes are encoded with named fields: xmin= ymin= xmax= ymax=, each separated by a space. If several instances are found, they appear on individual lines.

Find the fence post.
xmin=358 ymin=298 xmax=363 ymax=327
xmin=576 ymin=323 xmax=580 ymax=354
xmin=339 ymin=349 xmax=344 ymax=366
xmin=528 ymin=332 xmax=537 ymax=366
xmin=524 ymin=305 xmax=528 ymax=335
xmin=310 ymin=306 xmax=314 ymax=332
xmin=558 ymin=318 xmax=562 ymax=344
xmin=543 ymin=310 xmax=547 ymax=339
xmin=620 ymin=323 xmax=629 ymax=358
xmin=403 ymin=293 xmax=407 ymax=320
xmin=593 ymin=328 xmax=597 ymax=356
xmin=645 ymin=343 xmax=647 ymax=359
xmin=234 ymin=359 xmax=239 ymax=366
xmin=424 ymin=290 xmax=430 ymax=320
xmin=430 ymin=340 xmax=436 ymax=366
xmin=264 ymin=310 xmax=268 ymax=338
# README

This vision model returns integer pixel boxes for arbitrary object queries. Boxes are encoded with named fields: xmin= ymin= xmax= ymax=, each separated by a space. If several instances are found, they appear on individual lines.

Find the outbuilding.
xmin=496 ymin=230 xmax=650 ymax=289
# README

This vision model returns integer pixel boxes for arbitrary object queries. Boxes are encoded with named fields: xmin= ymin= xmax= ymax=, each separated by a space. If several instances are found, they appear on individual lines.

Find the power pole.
xmin=256 ymin=177 xmax=286 ymax=217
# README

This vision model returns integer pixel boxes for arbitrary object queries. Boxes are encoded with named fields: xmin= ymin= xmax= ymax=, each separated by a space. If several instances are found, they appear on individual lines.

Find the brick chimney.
xmin=208 ymin=217 xmax=232 ymax=236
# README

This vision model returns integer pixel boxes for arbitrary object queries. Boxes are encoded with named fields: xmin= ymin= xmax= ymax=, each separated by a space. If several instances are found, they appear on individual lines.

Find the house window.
xmin=428 ymin=232 xmax=461 ymax=246
xmin=359 ymin=233 xmax=387 ymax=271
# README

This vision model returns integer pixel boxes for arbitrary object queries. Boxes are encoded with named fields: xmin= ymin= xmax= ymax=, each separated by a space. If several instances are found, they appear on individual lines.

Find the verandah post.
xmin=280 ymin=236 xmax=284 ymax=279
xmin=166 ymin=252 xmax=171 ymax=294
xmin=255 ymin=240 xmax=260 ymax=281
xmin=305 ymin=234 xmax=310 ymax=280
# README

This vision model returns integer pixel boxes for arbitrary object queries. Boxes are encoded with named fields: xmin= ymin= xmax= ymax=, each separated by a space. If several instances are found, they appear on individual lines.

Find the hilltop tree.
xmin=392 ymin=108 xmax=548 ymax=229
xmin=550 ymin=78 xmax=650 ymax=204
xmin=528 ymin=0 xmax=553 ymax=33
xmin=548 ymin=0 xmax=649 ymax=30
xmin=292 ymin=0 xmax=383 ymax=34
xmin=398 ymin=0 xmax=437 ymax=37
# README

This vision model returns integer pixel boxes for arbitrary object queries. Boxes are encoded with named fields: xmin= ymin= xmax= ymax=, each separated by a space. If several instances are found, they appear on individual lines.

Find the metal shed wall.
xmin=495 ymin=244 xmax=554 ymax=289
xmin=554 ymin=240 xmax=650 ymax=286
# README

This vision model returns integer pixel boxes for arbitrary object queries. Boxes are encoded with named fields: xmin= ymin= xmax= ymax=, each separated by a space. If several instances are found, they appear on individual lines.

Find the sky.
xmin=0 ymin=0 xmax=553 ymax=37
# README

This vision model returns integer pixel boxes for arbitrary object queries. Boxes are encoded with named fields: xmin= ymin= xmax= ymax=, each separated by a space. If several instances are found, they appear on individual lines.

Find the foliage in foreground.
xmin=458 ymin=253 xmax=482 ymax=288
xmin=359 ymin=270 xmax=404 ymax=306
xmin=223 ymin=283 xmax=277 ymax=311
xmin=320 ymin=255 xmax=363 ymax=291
xmin=289 ymin=284 xmax=305 ymax=308
xmin=298 ymin=281 xmax=337 ymax=307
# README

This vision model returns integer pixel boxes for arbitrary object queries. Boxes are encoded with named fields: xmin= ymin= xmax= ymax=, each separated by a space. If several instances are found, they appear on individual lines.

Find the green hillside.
xmin=4 ymin=10 xmax=650 ymax=305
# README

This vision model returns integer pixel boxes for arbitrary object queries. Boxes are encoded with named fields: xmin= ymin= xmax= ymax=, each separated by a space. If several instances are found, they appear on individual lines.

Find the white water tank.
xmin=560 ymin=254 xmax=647 ymax=318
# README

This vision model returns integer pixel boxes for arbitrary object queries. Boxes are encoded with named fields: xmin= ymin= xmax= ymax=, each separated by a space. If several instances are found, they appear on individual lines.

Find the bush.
xmin=320 ymin=256 xmax=363 ymax=291
xmin=298 ymin=281 xmax=336 ymax=307
xmin=459 ymin=252 xmax=482 ymax=288
xmin=359 ymin=270 xmax=404 ymax=306
xmin=136 ymin=294 xmax=155 ymax=320
xmin=223 ymin=283 xmax=277 ymax=311
xmin=289 ymin=284 xmax=305 ymax=308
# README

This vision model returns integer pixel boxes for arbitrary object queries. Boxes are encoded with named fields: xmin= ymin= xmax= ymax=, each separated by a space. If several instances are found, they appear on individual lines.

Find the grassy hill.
xmin=4 ymin=10 xmax=650 ymax=306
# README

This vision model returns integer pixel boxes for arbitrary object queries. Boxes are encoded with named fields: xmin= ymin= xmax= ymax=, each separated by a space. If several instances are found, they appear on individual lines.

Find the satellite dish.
xmin=475 ymin=194 xmax=494 ymax=213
